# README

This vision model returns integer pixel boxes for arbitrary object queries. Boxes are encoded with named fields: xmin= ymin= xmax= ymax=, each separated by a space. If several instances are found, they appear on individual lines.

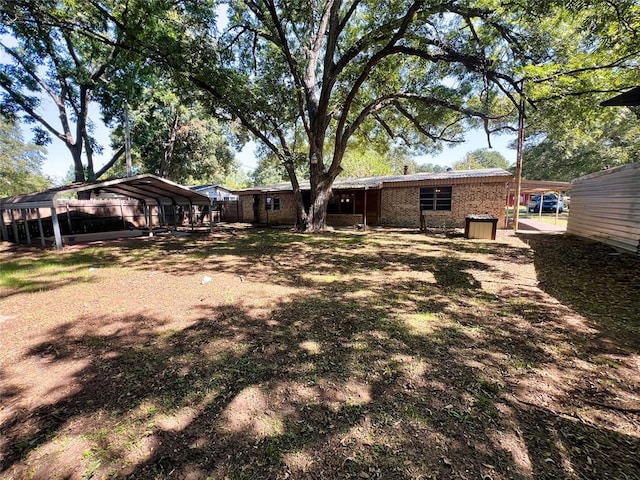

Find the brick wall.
xmin=380 ymin=182 xmax=507 ymax=228
xmin=238 ymin=181 xmax=507 ymax=229
xmin=327 ymin=213 xmax=363 ymax=227
xmin=238 ymin=193 xmax=297 ymax=224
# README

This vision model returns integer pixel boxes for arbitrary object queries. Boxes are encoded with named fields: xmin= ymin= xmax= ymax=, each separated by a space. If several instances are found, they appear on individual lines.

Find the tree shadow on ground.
xmin=1 ymin=229 xmax=639 ymax=479
xmin=522 ymin=233 xmax=640 ymax=350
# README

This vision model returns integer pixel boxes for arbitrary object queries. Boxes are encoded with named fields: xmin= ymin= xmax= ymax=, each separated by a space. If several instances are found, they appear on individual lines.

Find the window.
xmin=420 ymin=186 xmax=452 ymax=211
xmin=265 ymin=197 xmax=281 ymax=211
xmin=339 ymin=194 xmax=354 ymax=214
xmin=327 ymin=193 xmax=354 ymax=214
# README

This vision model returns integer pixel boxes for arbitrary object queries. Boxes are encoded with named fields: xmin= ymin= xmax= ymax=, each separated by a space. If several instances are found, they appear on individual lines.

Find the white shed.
xmin=567 ymin=162 xmax=640 ymax=255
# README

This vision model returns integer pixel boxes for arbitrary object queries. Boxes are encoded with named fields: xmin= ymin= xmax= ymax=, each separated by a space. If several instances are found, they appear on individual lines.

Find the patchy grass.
xmin=0 ymin=227 xmax=639 ymax=480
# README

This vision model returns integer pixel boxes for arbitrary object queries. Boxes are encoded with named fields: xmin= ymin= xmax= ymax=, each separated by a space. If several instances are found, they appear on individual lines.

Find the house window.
xmin=420 ymin=186 xmax=452 ymax=211
xmin=339 ymin=194 xmax=354 ymax=214
xmin=266 ymin=197 xmax=281 ymax=211
xmin=327 ymin=193 xmax=354 ymax=214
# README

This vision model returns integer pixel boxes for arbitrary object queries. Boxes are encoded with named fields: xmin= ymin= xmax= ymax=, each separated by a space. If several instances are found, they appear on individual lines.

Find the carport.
xmin=0 ymin=174 xmax=212 ymax=250
xmin=506 ymin=179 xmax=572 ymax=230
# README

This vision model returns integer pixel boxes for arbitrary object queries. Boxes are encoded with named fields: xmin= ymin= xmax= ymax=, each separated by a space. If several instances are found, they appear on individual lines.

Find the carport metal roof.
xmin=0 ymin=174 xmax=211 ymax=210
xmin=507 ymin=179 xmax=572 ymax=194
xmin=0 ymin=174 xmax=212 ymax=250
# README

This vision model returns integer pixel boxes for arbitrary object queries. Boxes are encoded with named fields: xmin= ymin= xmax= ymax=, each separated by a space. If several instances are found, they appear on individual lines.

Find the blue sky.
xmin=34 ymin=109 xmax=517 ymax=183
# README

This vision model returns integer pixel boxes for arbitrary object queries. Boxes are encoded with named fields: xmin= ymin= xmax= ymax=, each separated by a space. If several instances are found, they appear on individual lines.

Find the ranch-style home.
xmin=234 ymin=168 xmax=513 ymax=229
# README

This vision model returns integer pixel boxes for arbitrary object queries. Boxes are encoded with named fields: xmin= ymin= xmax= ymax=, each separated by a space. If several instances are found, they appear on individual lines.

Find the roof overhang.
xmin=235 ymin=169 xmax=514 ymax=195
xmin=600 ymin=87 xmax=640 ymax=107
xmin=0 ymin=174 xmax=212 ymax=210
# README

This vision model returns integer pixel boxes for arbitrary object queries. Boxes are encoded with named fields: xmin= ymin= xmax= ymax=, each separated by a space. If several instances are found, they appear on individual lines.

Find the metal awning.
xmin=0 ymin=174 xmax=211 ymax=210
xmin=600 ymin=87 xmax=640 ymax=107
xmin=0 ymin=174 xmax=212 ymax=250
xmin=507 ymin=179 xmax=572 ymax=194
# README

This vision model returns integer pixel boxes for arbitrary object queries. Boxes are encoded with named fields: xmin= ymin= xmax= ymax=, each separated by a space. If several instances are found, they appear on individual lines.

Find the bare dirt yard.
xmin=1 ymin=226 xmax=639 ymax=480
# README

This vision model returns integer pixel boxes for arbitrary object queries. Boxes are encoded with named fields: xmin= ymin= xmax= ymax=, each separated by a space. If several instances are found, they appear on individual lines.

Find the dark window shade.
xmin=420 ymin=186 xmax=452 ymax=211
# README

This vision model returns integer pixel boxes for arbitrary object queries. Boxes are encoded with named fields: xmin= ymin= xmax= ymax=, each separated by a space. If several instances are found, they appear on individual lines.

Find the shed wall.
xmin=567 ymin=162 xmax=640 ymax=254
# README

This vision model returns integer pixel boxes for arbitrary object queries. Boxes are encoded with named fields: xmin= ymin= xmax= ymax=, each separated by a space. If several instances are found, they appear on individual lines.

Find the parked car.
xmin=528 ymin=194 xmax=564 ymax=213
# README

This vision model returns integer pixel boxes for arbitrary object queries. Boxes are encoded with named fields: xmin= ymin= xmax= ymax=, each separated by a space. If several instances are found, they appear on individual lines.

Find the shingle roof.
xmin=235 ymin=168 xmax=513 ymax=194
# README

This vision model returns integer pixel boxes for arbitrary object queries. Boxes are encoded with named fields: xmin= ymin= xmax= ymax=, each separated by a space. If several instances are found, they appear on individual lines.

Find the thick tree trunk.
xmin=294 ymin=143 xmax=344 ymax=232
xmin=69 ymin=142 xmax=92 ymax=199
xmin=306 ymin=182 xmax=332 ymax=231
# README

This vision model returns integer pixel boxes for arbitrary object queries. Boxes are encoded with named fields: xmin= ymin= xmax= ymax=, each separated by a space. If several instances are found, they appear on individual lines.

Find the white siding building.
xmin=567 ymin=162 xmax=640 ymax=255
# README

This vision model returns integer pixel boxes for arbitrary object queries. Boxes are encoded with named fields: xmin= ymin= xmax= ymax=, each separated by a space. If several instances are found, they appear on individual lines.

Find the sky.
xmin=33 ymin=104 xmax=517 ymax=184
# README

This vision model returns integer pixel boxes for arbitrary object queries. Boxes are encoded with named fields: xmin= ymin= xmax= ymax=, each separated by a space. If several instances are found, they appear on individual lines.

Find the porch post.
xmin=363 ymin=187 xmax=368 ymax=229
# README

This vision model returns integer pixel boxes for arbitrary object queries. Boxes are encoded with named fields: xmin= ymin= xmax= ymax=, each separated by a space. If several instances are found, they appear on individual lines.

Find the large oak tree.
xmin=172 ymin=0 xmax=638 ymax=230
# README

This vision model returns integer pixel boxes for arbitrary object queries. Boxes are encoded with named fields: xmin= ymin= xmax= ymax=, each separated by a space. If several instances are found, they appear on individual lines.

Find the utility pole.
xmin=512 ymin=86 xmax=525 ymax=232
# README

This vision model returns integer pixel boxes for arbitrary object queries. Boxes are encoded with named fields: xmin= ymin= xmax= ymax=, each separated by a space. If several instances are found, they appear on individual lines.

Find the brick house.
xmin=235 ymin=168 xmax=513 ymax=229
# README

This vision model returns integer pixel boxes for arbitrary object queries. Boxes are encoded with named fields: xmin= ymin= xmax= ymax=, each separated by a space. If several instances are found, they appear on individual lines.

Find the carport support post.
xmin=538 ymin=192 xmax=544 ymax=219
xmin=10 ymin=210 xmax=19 ymax=244
xmin=172 ymin=203 xmax=178 ymax=230
xmin=66 ymin=203 xmax=73 ymax=233
xmin=188 ymin=201 xmax=194 ymax=231
xmin=512 ymin=91 xmax=525 ymax=232
xmin=363 ymin=187 xmax=368 ymax=229
xmin=120 ymin=200 xmax=126 ymax=229
xmin=0 ymin=208 xmax=8 ymax=241
xmin=51 ymin=207 xmax=63 ymax=250
xmin=36 ymin=208 xmax=45 ymax=247
xmin=209 ymin=200 xmax=214 ymax=233
xmin=555 ymin=190 xmax=561 ymax=224
xmin=23 ymin=209 xmax=31 ymax=245
xmin=160 ymin=204 xmax=167 ymax=227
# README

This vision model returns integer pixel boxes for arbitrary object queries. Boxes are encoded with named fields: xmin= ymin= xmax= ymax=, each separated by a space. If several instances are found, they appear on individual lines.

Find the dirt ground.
xmin=0 ymin=226 xmax=639 ymax=479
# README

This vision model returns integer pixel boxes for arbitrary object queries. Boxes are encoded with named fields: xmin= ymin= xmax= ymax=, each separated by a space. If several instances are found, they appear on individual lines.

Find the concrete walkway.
xmin=514 ymin=218 xmax=567 ymax=232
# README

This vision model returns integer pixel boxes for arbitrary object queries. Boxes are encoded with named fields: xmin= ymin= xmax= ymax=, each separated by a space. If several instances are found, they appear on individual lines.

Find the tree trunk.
xmin=69 ymin=142 xmax=92 ymax=199
xmin=306 ymin=182 xmax=332 ymax=231
xmin=160 ymin=109 xmax=180 ymax=177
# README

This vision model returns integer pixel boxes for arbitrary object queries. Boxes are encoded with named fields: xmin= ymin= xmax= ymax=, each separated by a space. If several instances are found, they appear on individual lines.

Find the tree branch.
xmin=530 ymin=52 xmax=640 ymax=84
xmin=95 ymin=145 xmax=125 ymax=179
xmin=393 ymin=100 xmax=463 ymax=143
xmin=331 ymin=0 xmax=425 ymax=178
xmin=0 ymin=75 xmax=67 ymax=143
